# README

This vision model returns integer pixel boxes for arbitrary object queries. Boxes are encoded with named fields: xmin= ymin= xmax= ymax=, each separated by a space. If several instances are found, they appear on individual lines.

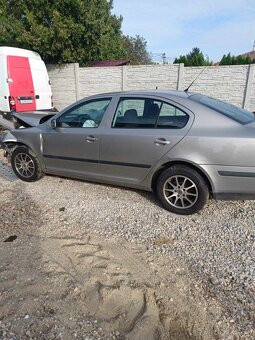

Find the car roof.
xmin=90 ymin=90 xmax=194 ymax=99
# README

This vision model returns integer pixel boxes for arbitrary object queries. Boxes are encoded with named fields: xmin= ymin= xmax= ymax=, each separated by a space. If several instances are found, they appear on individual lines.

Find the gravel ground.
xmin=0 ymin=147 xmax=254 ymax=339
xmin=22 ymin=170 xmax=255 ymax=328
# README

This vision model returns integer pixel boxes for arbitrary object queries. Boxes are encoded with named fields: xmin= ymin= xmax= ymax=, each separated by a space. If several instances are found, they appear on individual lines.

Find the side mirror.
xmin=51 ymin=119 xmax=57 ymax=129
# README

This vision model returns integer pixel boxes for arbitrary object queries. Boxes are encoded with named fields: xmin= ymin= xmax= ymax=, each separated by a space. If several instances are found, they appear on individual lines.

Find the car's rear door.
xmin=99 ymin=95 xmax=194 ymax=184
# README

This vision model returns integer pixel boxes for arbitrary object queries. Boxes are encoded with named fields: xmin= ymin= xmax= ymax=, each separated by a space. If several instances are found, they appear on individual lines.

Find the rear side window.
xmin=190 ymin=94 xmax=255 ymax=124
xmin=112 ymin=98 xmax=189 ymax=129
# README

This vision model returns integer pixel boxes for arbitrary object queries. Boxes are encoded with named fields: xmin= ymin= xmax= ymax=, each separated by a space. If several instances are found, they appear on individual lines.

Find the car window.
xmin=157 ymin=103 xmax=189 ymax=128
xmin=112 ymin=98 xmax=189 ymax=129
xmin=57 ymin=98 xmax=111 ymax=128
xmin=190 ymin=94 xmax=255 ymax=125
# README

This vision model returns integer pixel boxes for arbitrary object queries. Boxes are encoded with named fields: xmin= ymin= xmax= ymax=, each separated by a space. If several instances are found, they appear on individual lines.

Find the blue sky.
xmin=112 ymin=0 xmax=255 ymax=63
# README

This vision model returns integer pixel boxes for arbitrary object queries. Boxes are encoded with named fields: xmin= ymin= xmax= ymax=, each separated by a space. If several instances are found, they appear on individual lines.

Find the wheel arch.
xmin=3 ymin=142 xmax=43 ymax=169
xmin=3 ymin=141 xmax=35 ymax=154
xmin=151 ymin=160 xmax=214 ymax=197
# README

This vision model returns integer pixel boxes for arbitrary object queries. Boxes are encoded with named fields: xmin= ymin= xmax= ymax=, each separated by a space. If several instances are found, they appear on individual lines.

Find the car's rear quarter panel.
xmin=152 ymin=102 xmax=255 ymax=197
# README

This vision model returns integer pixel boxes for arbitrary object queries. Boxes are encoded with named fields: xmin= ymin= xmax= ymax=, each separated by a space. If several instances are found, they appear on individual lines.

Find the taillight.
xmin=51 ymin=95 xmax=53 ymax=108
xmin=9 ymin=96 xmax=16 ymax=111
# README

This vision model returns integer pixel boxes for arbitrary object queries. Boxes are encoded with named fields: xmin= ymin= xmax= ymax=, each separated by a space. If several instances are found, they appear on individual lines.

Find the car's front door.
xmin=99 ymin=96 xmax=194 ymax=184
xmin=42 ymin=97 xmax=112 ymax=179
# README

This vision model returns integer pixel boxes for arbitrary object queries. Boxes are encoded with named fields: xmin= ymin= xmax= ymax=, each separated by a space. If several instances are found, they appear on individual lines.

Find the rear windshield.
xmin=190 ymin=94 xmax=255 ymax=124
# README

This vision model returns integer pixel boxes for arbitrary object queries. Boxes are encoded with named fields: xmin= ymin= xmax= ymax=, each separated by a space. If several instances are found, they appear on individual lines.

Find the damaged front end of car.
xmin=0 ymin=111 xmax=55 ymax=161
xmin=0 ymin=131 xmax=19 ymax=162
xmin=0 ymin=111 xmax=56 ymax=130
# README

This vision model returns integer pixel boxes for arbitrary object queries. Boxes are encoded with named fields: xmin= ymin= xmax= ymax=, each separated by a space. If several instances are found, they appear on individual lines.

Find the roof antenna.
xmin=184 ymin=66 xmax=207 ymax=92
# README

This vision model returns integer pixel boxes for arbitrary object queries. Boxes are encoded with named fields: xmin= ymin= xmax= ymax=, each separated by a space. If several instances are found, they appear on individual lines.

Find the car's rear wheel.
xmin=11 ymin=146 xmax=44 ymax=182
xmin=156 ymin=165 xmax=209 ymax=215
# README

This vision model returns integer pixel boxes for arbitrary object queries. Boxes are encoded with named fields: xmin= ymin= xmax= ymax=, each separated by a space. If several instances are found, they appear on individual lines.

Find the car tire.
xmin=11 ymin=146 xmax=44 ymax=182
xmin=156 ymin=165 xmax=209 ymax=215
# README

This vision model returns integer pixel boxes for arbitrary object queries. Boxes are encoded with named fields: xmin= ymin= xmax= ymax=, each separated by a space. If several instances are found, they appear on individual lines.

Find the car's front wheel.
xmin=11 ymin=146 xmax=44 ymax=182
xmin=156 ymin=165 xmax=209 ymax=215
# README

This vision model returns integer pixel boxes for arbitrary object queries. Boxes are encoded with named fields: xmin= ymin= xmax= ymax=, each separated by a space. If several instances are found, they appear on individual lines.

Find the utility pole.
xmin=162 ymin=53 xmax=167 ymax=64
xmin=150 ymin=52 xmax=167 ymax=64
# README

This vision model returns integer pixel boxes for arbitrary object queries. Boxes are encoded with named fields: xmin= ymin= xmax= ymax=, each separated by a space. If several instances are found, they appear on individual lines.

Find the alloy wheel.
xmin=163 ymin=175 xmax=198 ymax=209
xmin=14 ymin=153 xmax=35 ymax=179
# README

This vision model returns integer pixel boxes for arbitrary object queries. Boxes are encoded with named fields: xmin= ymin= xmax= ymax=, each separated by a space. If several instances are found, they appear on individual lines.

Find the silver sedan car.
xmin=1 ymin=90 xmax=255 ymax=215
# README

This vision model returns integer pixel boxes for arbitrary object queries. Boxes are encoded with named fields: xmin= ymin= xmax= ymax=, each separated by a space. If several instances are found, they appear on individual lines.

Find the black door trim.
xmin=218 ymin=170 xmax=255 ymax=178
xmin=43 ymin=154 xmax=151 ymax=169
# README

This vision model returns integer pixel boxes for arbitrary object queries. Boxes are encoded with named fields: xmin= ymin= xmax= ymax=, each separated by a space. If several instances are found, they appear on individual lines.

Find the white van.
xmin=0 ymin=46 xmax=53 ymax=115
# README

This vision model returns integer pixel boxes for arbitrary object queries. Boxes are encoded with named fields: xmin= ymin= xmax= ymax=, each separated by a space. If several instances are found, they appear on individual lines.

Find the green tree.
xmin=219 ymin=53 xmax=234 ymax=65
xmin=0 ymin=0 xmax=126 ymax=65
xmin=122 ymin=35 xmax=152 ymax=65
xmin=219 ymin=52 xmax=253 ymax=65
xmin=174 ymin=47 xmax=212 ymax=66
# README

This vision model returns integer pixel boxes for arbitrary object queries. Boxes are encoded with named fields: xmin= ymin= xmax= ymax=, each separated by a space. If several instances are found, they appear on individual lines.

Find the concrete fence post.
xmin=74 ymin=63 xmax=80 ymax=100
xmin=122 ymin=66 xmax=127 ymax=91
xmin=243 ymin=64 xmax=255 ymax=110
xmin=177 ymin=63 xmax=184 ymax=90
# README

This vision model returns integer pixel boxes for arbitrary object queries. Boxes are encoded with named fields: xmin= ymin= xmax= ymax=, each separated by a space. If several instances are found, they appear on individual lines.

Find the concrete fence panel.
xmin=79 ymin=67 xmax=122 ymax=99
xmin=47 ymin=63 xmax=255 ymax=112
xmin=47 ymin=63 xmax=78 ymax=110
xmin=124 ymin=64 xmax=179 ymax=91
xmin=182 ymin=65 xmax=249 ymax=108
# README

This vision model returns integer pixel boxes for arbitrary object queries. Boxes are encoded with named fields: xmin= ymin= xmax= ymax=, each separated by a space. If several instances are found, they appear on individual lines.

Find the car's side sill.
xmin=44 ymin=170 xmax=151 ymax=191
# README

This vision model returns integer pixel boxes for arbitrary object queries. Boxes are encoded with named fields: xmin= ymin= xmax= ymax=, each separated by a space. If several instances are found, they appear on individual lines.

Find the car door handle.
xmin=154 ymin=138 xmax=170 ymax=145
xmin=86 ymin=135 xmax=98 ymax=143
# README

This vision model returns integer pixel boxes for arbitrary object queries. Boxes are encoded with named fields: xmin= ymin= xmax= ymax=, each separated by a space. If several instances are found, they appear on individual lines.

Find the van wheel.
xmin=11 ymin=146 xmax=44 ymax=182
xmin=156 ymin=165 xmax=209 ymax=215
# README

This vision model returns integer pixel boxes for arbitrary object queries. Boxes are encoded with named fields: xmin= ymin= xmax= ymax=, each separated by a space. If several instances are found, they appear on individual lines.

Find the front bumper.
xmin=0 ymin=131 xmax=17 ymax=147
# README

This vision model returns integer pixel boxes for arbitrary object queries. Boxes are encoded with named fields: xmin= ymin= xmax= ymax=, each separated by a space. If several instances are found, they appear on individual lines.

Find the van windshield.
xmin=190 ymin=94 xmax=255 ymax=124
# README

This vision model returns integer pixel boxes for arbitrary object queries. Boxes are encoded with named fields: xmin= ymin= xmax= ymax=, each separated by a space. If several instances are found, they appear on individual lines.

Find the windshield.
xmin=190 ymin=94 xmax=255 ymax=124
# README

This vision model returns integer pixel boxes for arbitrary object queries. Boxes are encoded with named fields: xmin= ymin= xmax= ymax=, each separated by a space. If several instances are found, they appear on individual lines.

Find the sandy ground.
xmin=0 ymin=148 xmax=253 ymax=339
